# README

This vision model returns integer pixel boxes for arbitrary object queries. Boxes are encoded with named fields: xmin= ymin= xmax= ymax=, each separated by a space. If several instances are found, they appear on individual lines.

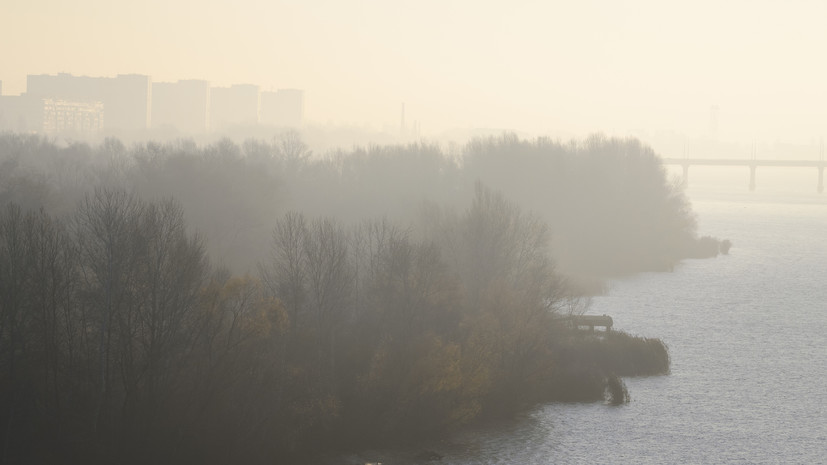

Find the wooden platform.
xmin=567 ymin=314 xmax=613 ymax=331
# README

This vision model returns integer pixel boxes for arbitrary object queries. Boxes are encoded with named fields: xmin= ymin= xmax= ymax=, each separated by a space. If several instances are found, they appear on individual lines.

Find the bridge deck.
xmin=662 ymin=158 xmax=825 ymax=168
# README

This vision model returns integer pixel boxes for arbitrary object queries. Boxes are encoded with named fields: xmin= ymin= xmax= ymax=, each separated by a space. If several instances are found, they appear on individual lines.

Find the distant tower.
xmin=710 ymin=105 xmax=719 ymax=140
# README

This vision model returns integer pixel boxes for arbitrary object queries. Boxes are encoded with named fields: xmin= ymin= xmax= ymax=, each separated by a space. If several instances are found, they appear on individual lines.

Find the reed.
xmin=545 ymin=330 xmax=669 ymax=403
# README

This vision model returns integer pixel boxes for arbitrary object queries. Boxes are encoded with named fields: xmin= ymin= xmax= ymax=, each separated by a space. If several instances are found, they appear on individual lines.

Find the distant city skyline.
xmin=1 ymin=0 xmax=825 ymax=145
xmin=0 ymin=72 xmax=304 ymax=135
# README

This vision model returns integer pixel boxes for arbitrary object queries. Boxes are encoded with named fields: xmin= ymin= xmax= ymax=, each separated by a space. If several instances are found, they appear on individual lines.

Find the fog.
xmin=1 ymin=2 xmax=824 ymax=463
xmin=1 ymin=132 xmax=689 ymax=462
xmin=2 ymin=0 xmax=826 ymax=150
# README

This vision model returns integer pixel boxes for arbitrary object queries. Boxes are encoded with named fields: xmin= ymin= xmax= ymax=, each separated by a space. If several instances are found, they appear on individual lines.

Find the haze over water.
xmin=368 ymin=173 xmax=827 ymax=464
xmin=3 ymin=2 xmax=826 ymax=462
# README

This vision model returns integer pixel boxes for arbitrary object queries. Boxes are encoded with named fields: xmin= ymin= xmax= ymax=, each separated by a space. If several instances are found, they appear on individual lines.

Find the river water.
xmin=354 ymin=169 xmax=827 ymax=464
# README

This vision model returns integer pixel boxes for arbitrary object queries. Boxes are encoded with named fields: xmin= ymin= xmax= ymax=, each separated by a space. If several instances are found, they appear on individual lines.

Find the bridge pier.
xmin=662 ymin=158 xmax=824 ymax=192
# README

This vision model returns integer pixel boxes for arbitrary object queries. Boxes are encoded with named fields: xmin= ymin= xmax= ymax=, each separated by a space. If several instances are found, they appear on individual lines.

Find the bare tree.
xmin=122 ymin=198 xmax=207 ymax=434
xmin=0 ymin=204 xmax=32 ymax=460
xmin=73 ymin=188 xmax=144 ymax=435
xmin=26 ymin=208 xmax=78 ymax=443
xmin=260 ymin=211 xmax=309 ymax=329
xmin=278 ymin=131 xmax=312 ymax=174
xmin=303 ymin=217 xmax=355 ymax=389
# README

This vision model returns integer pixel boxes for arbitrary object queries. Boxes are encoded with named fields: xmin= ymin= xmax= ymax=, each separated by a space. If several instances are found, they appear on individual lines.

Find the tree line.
xmin=0 ymin=132 xmax=723 ymax=279
xmin=0 ymin=132 xmax=688 ymax=462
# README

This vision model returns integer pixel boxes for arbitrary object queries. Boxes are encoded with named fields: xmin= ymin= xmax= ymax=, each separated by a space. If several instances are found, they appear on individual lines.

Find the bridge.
xmin=661 ymin=155 xmax=826 ymax=193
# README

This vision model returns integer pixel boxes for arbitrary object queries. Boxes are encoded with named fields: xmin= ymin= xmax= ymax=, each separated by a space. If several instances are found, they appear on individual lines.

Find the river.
xmin=351 ymin=169 xmax=827 ymax=464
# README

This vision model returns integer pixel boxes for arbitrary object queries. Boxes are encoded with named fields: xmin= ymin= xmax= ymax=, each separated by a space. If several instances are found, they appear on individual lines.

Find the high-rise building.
xmin=105 ymin=74 xmax=152 ymax=131
xmin=210 ymin=84 xmax=260 ymax=130
xmin=27 ymin=73 xmax=101 ymax=101
xmin=152 ymin=79 xmax=210 ymax=133
xmin=0 ymin=95 xmax=38 ymax=132
xmin=260 ymin=89 xmax=304 ymax=128
xmin=4 ymin=73 xmax=306 ymax=135
xmin=26 ymin=73 xmax=151 ymax=132
xmin=41 ymin=98 xmax=105 ymax=134
xmin=0 ymin=94 xmax=103 ymax=134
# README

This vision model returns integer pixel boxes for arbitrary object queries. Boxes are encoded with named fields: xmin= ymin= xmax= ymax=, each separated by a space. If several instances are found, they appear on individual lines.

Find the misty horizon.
xmin=1 ymin=1 xmax=825 ymax=463
xmin=3 ymin=0 xmax=826 ymax=148
xmin=2 ymin=70 xmax=825 ymax=167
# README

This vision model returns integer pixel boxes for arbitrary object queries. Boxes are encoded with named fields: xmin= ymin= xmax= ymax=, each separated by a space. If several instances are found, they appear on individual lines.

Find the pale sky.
xmin=2 ymin=0 xmax=825 ymax=145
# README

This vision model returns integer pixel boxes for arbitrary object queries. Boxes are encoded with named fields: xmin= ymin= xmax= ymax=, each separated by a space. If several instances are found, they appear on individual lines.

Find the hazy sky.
xmin=2 ymin=0 xmax=825 ymax=145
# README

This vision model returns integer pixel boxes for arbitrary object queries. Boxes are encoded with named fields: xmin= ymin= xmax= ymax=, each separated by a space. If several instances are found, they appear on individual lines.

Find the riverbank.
xmin=319 ymin=327 xmax=670 ymax=464
xmin=362 ymin=188 xmax=827 ymax=464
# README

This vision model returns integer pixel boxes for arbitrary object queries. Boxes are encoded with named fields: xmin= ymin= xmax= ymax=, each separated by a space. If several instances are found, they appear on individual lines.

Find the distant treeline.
xmin=0 ymin=132 xmax=690 ymax=462
xmin=0 ymin=132 xmax=724 ymax=279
